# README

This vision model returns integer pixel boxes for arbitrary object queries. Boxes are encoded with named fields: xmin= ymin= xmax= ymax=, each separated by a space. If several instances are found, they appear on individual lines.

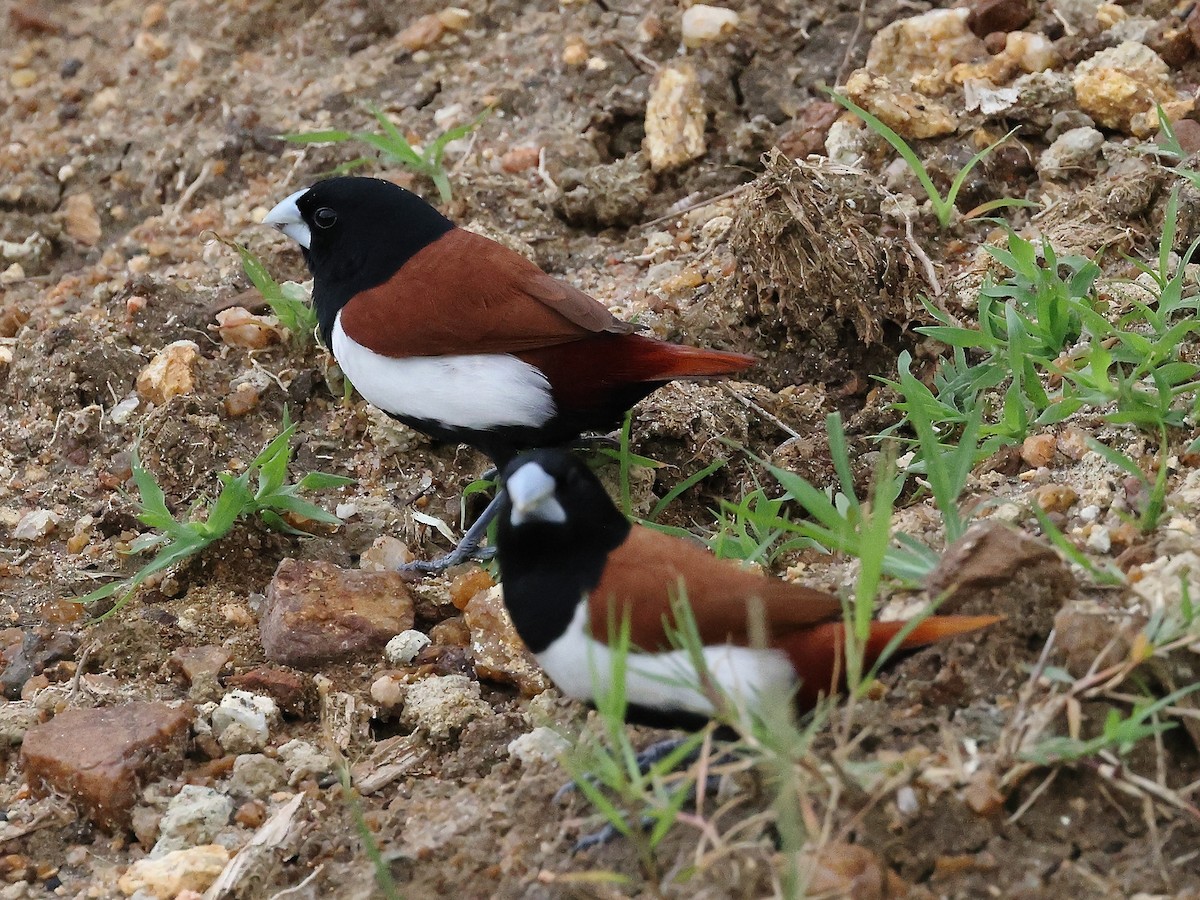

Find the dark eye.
xmin=313 ymin=207 xmax=337 ymax=229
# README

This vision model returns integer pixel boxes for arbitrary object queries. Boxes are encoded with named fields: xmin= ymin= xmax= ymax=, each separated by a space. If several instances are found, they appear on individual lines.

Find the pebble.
xmin=845 ymin=71 xmax=957 ymax=140
xmin=499 ymin=145 xmax=541 ymax=174
xmin=866 ymin=8 xmax=985 ymax=80
xmin=1020 ymin=433 xmax=1057 ymax=469
xmin=966 ymin=0 xmax=1033 ymax=38
xmin=0 ymin=703 xmax=44 ymax=746
xmin=561 ymin=37 xmax=588 ymax=67
xmin=10 ymin=69 xmax=37 ymax=90
xmin=643 ymin=61 xmax=706 ymax=173
xmin=1072 ymin=41 xmax=1174 ymax=135
xmin=222 ymin=381 xmax=262 ymax=418
xmin=358 ymin=535 xmax=415 ymax=571
xmin=1038 ymin=127 xmax=1104 ymax=180
xmin=397 ymin=13 xmax=443 ymax=51
xmin=61 ymin=193 xmax=102 ymax=246
xmin=211 ymin=690 xmax=277 ymax=754
xmin=1086 ymin=525 xmax=1113 ymax=553
xmin=680 ymin=4 xmax=739 ymax=48
xmin=436 ymin=7 xmax=470 ymax=30
xmin=12 ymin=509 xmax=59 ymax=541
xmin=21 ymin=702 xmax=192 ymax=830
xmin=1035 ymin=484 xmax=1079 ymax=514
xmin=258 ymin=559 xmax=415 ymax=667
xmin=384 ymin=630 xmax=431 ymax=665
xmin=507 ymin=726 xmax=568 ymax=766
xmin=464 ymin=586 xmax=550 ymax=696
xmin=228 ymin=753 xmax=287 ymax=798
xmin=167 ymin=646 xmax=230 ymax=687
xmin=225 ymin=668 xmax=308 ymax=716
xmin=212 ymin=307 xmax=282 ymax=350
xmin=116 ymin=845 xmax=229 ymax=898
xmin=370 ymin=674 xmax=405 ymax=712
xmin=277 ymin=739 xmax=333 ymax=786
xmin=152 ymin=785 xmax=233 ymax=857
xmin=136 ymin=340 xmax=200 ymax=405
xmin=400 ymin=674 xmax=492 ymax=741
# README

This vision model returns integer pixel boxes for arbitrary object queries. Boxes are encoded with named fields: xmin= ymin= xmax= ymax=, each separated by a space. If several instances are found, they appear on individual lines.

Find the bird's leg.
xmin=398 ymin=490 xmax=503 ymax=574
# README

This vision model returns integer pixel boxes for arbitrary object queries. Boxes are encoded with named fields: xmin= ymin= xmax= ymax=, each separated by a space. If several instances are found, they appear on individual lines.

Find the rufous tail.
xmin=782 ymin=615 xmax=1002 ymax=712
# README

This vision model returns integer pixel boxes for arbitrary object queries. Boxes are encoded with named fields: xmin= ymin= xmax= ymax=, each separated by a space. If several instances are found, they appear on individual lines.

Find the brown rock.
xmin=136 ymin=340 xmax=200 ymax=405
xmin=61 ymin=193 xmax=102 ymax=246
xmin=464 ymin=586 xmax=550 ymax=696
xmin=21 ymin=702 xmax=192 ymax=830
xmin=1034 ymin=483 xmax=1079 ymax=513
xmin=962 ymin=770 xmax=1005 ymax=815
xmin=777 ymin=101 xmax=839 ymax=159
xmin=926 ymin=523 xmax=1075 ymax=649
xmin=212 ymin=307 xmax=282 ymax=350
xmin=804 ymin=841 xmax=910 ymax=900
xmin=966 ymin=0 xmax=1031 ymax=39
xmin=499 ymin=145 xmax=541 ymax=174
xmin=222 ymin=381 xmax=262 ymax=418
xmin=845 ymin=71 xmax=957 ymax=140
xmin=398 ymin=13 xmax=443 ymax=51
xmin=927 ymin=522 xmax=1066 ymax=598
xmin=167 ymin=646 xmax=230 ymax=685
xmin=1020 ymin=433 xmax=1057 ymax=468
xmin=1054 ymin=603 xmax=1139 ymax=678
xmin=226 ymin=667 xmax=309 ymax=715
xmin=259 ymin=559 xmax=414 ymax=667
xmin=449 ymin=568 xmax=494 ymax=610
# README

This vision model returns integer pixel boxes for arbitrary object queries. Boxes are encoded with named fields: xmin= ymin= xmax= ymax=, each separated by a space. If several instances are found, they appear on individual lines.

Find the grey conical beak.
xmin=263 ymin=188 xmax=311 ymax=249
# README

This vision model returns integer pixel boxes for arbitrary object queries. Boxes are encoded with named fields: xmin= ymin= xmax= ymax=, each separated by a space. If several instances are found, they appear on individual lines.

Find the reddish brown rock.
xmin=21 ymin=702 xmax=192 ymax=830
xmin=463 ymin=586 xmax=550 ymax=697
xmin=226 ymin=667 xmax=309 ymax=715
xmin=966 ymin=0 xmax=1032 ymax=39
xmin=926 ymin=521 xmax=1074 ymax=644
xmin=259 ymin=559 xmax=414 ymax=667
xmin=777 ymin=100 xmax=839 ymax=159
xmin=167 ymin=645 xmax=231 ymax=685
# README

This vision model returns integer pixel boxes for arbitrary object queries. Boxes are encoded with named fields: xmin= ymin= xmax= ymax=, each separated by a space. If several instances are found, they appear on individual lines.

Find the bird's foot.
xmin=397 ymin=492 xmax=503 ymax=576
xmin=397 ymin=543 xmax=495 ymax=574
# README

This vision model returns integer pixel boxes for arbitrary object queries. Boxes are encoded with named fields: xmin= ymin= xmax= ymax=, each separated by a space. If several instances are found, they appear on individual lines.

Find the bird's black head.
xmin=496 ymin=449 xmax=631 ymax=652
xmin=263 ymin=176 xmax=454 ymax=344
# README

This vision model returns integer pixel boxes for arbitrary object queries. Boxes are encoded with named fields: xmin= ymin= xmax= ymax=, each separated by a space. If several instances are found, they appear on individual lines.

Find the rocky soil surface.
xmin=2 ymin=0 xmax=1200 ymax=897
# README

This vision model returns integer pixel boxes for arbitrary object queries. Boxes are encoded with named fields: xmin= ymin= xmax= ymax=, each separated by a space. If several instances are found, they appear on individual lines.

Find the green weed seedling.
xmin=1023 ymin=682 xmax=1200 ymax=766
xmin=211 ymin=235 xmax=319 ymax=345
xmin=826 ymin=91 xmax=1036 ymax=228
xmin=752 ymin=414 xmax=940 ymax=584
xmin=560 ymin=610 xmax=706 ymax=880
xmin=284 ymin=104 xmax=490 ymax=204
xmin=77 ymin=412 xmax=353 ymax=618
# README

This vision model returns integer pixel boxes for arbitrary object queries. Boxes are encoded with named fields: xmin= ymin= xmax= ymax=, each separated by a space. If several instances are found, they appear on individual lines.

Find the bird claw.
xmin=397 ymin=543 xmax=495 ymax=574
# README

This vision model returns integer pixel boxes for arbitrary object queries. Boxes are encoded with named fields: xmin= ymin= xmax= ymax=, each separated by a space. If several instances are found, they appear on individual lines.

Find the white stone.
xmin=108 ymin=394 xmax=140 ymax=425
xmin=507 ymin=726 xmax=569 ymax=765
xmin=117 ymin=845 xmax=229 ymax=898
xmin=1038 ymin=127 xmax=1105 ymax=180
xmin=211 ymin=690 xmax=277 ymax=754
xmin=400 ymin=674 xmax=491 ymax=740
xmin=384 ymin=630 xmax=431 ymax=665
xmin=12 ymin=509 xmax=59 ymax=541
xmin=227 ymin=753 xmax=287 ymax=797
xmin=277 ymin=738 xmax=333 ymax=786
xmin=680 ymin=4 xmax=739 ymax=48
xmin=152 ymin=785 xmax=234 ymax=857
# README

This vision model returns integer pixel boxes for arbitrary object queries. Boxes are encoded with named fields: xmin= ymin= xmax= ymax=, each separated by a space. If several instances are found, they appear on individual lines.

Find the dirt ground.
xmin=3 ymin=0 xmax=1200 ymax=897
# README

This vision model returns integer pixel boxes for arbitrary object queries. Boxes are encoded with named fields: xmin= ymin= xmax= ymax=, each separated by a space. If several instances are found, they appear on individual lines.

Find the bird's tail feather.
xmin=783 ymin=615 xmax=1002 ymax=711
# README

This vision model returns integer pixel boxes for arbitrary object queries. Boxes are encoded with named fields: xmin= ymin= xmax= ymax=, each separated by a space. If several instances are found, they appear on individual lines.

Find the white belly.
xmin=331 ymin=313 xmax=556 ymax=430
xmin=536 ymin=601 xmax=797 ymax=719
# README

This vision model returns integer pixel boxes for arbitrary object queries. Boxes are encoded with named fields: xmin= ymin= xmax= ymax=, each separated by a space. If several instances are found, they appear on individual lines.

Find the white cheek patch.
xmin=536 ymin=602 xmax=797 ymax=719
xmin=331 ymin=314 xmax=557 ymax=430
